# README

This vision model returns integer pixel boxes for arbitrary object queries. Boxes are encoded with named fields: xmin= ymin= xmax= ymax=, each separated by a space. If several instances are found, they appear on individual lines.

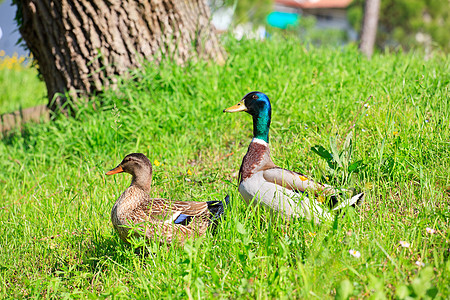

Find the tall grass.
xmin=0 ymin=52 xmax=46 ymax=114
xmin=0 ymin=37 xmax=449 ymax=298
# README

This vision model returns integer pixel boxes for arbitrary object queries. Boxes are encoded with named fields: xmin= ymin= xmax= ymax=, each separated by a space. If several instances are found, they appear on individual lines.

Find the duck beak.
xmin=223 ymin=99 xmax=247 ymax=113
xmin=106 ymin=165 xmax=124 ymax=175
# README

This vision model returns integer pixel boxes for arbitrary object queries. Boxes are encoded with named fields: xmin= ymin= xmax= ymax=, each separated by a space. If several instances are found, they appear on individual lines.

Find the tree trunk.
xmin=16 ymin=0 xmax=226 ymax=112
xmin=359 ymin=0 xmax=380 ymax=58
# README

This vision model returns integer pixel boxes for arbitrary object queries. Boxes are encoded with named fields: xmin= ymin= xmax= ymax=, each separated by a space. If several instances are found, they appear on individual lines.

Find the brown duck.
xmin=106 ymin=153 xmax=229 ymax=245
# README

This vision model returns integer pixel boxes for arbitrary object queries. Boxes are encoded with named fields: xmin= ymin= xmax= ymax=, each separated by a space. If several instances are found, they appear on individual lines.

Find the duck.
xmin=223 ymin=91 xmax=364 ymax=223
xmin=106 ymin=153 xmax=229 ymax=245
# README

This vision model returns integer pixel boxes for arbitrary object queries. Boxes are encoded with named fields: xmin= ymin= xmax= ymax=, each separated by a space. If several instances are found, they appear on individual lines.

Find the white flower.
xmin=426 ymin=227 xmax=436 ymax=234
xmin=415 ymin=261 xmax=425 ymax=267
xmin=364 ymin=103 xmax=370 ymax=108
xmin=399 ymin=241 xmax=410 ymax=248
xmin=349 ymin=249 xmax=361 ymax=258
xmin=361 ymin=129 xmax=367 ymax=132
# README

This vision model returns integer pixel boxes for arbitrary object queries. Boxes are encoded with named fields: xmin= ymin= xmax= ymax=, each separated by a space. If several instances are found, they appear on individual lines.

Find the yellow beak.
xmin=223 ymin=100 xmax=247 ymax=113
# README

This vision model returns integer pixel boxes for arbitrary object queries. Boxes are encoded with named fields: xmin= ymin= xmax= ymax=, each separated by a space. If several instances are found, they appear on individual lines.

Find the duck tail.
xmin=331 ymin=192 xmax=365 ymax=211
xmin=207 ymin=195 xmax=230 ymax=222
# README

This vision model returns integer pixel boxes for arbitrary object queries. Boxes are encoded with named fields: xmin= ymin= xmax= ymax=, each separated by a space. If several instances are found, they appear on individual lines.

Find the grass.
xmin=0 ymin=53 xmax=47 ymax=114
xmin=0 ymin=37 xmax=449 ymax=298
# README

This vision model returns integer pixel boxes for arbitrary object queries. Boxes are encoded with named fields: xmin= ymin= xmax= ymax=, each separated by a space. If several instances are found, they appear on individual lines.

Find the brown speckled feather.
xmin=107 ymin=153 xmax=227 ymax=246
xmin=111 ymin=186 xmax=213 ymax=245
xmin=239 ymin=141 xmax=276 ymax=182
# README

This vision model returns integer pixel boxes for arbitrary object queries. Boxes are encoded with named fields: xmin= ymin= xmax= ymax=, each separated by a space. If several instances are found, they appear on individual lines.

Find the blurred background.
xmin=209 ymin=0 xmax=449 ymax=52
xmin=1 ymin=0 xmax=449 ymax=57
xmin=0 ymin=0 xmax=448 ymax=115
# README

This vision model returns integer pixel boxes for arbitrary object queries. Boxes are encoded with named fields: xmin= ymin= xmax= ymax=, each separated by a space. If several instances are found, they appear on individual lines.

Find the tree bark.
xmin=16 ymin=0 xmax=226 ymax=112
xmin=359 ymin=0 xmax=380 ymax=58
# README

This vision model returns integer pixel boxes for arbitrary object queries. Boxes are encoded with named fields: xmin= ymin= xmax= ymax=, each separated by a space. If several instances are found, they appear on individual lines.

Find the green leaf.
xmin=395 ymin=285 xmax=410 ymax=299
xmin=343 ymin=131 xmax=353 ymax=151
xmin=336 ymin=279 xmax=353 ymax=300
xmin=311 ymin=145 xmax=333 ymax=161
xmin=236 ymin=221 xmax=247 ymax=235
xmin=329 ymin=136 xmax=343 ymax=167
xmin=348 ymin=160 xmax=365 ymax=173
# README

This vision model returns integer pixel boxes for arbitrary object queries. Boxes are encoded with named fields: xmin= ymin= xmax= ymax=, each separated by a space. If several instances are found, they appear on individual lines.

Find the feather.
xmin=173 ymin=214 xmax=192 ymax=225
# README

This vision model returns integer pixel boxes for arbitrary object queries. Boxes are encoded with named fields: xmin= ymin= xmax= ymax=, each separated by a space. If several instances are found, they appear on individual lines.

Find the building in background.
xmin=272 ymin=0 xmax=356 ymax=40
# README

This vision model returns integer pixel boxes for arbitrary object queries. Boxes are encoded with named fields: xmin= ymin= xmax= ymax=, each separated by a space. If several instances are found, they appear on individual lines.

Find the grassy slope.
xmin=0 ymin=38 xmax=449 ymax=298
xmin=0 ymin=60 xmax=46 ymax=114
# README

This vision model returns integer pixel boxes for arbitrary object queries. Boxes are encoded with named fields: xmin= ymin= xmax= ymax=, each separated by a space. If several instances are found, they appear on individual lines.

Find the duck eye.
xmin=252 ymin=94 xmax=258 ymax=100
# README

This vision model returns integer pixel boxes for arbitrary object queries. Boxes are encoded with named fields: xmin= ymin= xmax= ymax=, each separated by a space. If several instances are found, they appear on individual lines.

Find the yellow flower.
xmin=153 ymin=159 xmax=160 ymax=166
xmin=318 ymin=195 xmax=325 ymax=203
xmin=393 ymin=131 xmax=399 ymax=137
xmin=364 ymin=182 xmax=374 ymax=190
xmin=0 ymin=50 xmax=5 ymax=56
xmin=187 ymin=169 xmax=193 ymax=176
xmin=299 ymin=175 xmax=308 ymax=181
xmin=308 ymin=232 xmax=316 ymax=237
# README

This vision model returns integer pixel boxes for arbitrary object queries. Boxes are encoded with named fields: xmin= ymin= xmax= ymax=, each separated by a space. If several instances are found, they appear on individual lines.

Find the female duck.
xmin=224 ymin=91 xmax=363 ymax=223
xmin=106 ymin=153 xmax=229 ymax=245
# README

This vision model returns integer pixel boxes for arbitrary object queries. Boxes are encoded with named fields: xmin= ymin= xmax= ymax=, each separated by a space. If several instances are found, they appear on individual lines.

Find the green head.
xmin=223 ymin=91 xmax=272 ymax=143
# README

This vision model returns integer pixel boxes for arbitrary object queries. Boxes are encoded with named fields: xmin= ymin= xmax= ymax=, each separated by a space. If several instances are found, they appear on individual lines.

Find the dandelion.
xmin=187 ymin=169 xmax=193 ymax=176
xmin=415 ymin=261 xmax=425 ymax=267
xmin=349 ymin=249 xmax=361 ymax=258
xmin=393 ymin=131 xmax=399 ymax=136
xmin=426 ymin=227 xmax=436 ymax=234
xmin=308 ymin=232 xmax=316 ymax=237
xmin=399 ymin=241 xmax=410 ymax=248
xmin=153 ymin=159 xmax=161 ymax=167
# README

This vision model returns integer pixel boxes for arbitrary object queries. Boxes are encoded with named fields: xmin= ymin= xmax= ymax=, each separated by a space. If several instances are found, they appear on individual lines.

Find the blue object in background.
xmin=266 ymin=11 xmax=300 ymax=29
xmin=0 ymin=0 xmax=28 ymax=56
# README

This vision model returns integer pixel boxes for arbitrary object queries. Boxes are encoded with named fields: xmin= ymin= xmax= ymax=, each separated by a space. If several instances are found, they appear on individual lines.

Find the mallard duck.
xmin=224 ymin=91 xmax=364 ymax=223
xmin=106 ymin=153 xmax=229 ymax=245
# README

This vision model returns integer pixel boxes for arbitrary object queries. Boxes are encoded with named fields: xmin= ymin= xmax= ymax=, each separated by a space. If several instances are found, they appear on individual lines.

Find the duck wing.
xmin=262 ymin=167 xmax=340 ymax=195
xmin=135 ymin=197 xmax=209 ymax=223
xmin=262 ymin=167 xmax=364 ymax=209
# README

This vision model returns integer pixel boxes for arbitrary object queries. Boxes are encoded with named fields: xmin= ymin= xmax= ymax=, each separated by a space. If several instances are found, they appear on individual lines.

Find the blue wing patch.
xmin=174 ymin=214 xmax=190 ymax=224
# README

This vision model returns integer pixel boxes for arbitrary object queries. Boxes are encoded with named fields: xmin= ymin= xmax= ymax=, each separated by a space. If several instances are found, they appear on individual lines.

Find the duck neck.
xmin=252 ymin=109 xmax=271 ymax=143
xmin=130 ymin=168 xmax=152 ymax=193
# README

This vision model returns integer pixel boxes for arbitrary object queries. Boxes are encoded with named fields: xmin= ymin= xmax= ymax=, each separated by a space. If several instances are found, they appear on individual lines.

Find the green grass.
xmin=0 ymin=59 xmax=46 ymax=114
xmin=0 ymin=37 xmax=449 ymax=298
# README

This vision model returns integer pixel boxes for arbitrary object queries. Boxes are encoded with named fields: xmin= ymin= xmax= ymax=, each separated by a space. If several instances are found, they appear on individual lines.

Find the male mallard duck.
xmin=224 ymin=91 xmax=363 ymax=223
xmin=106 ymin=153 xmax=229 ymax=245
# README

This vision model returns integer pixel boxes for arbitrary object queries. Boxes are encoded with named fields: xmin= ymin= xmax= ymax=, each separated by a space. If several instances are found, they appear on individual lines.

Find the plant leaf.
xmin=329 ymin=136 xmax=343 ymax=167
xmin=311 ymin=145 xmax=333 ymax=161
xmin=348 ymin=160 xmax=365 ymax=173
